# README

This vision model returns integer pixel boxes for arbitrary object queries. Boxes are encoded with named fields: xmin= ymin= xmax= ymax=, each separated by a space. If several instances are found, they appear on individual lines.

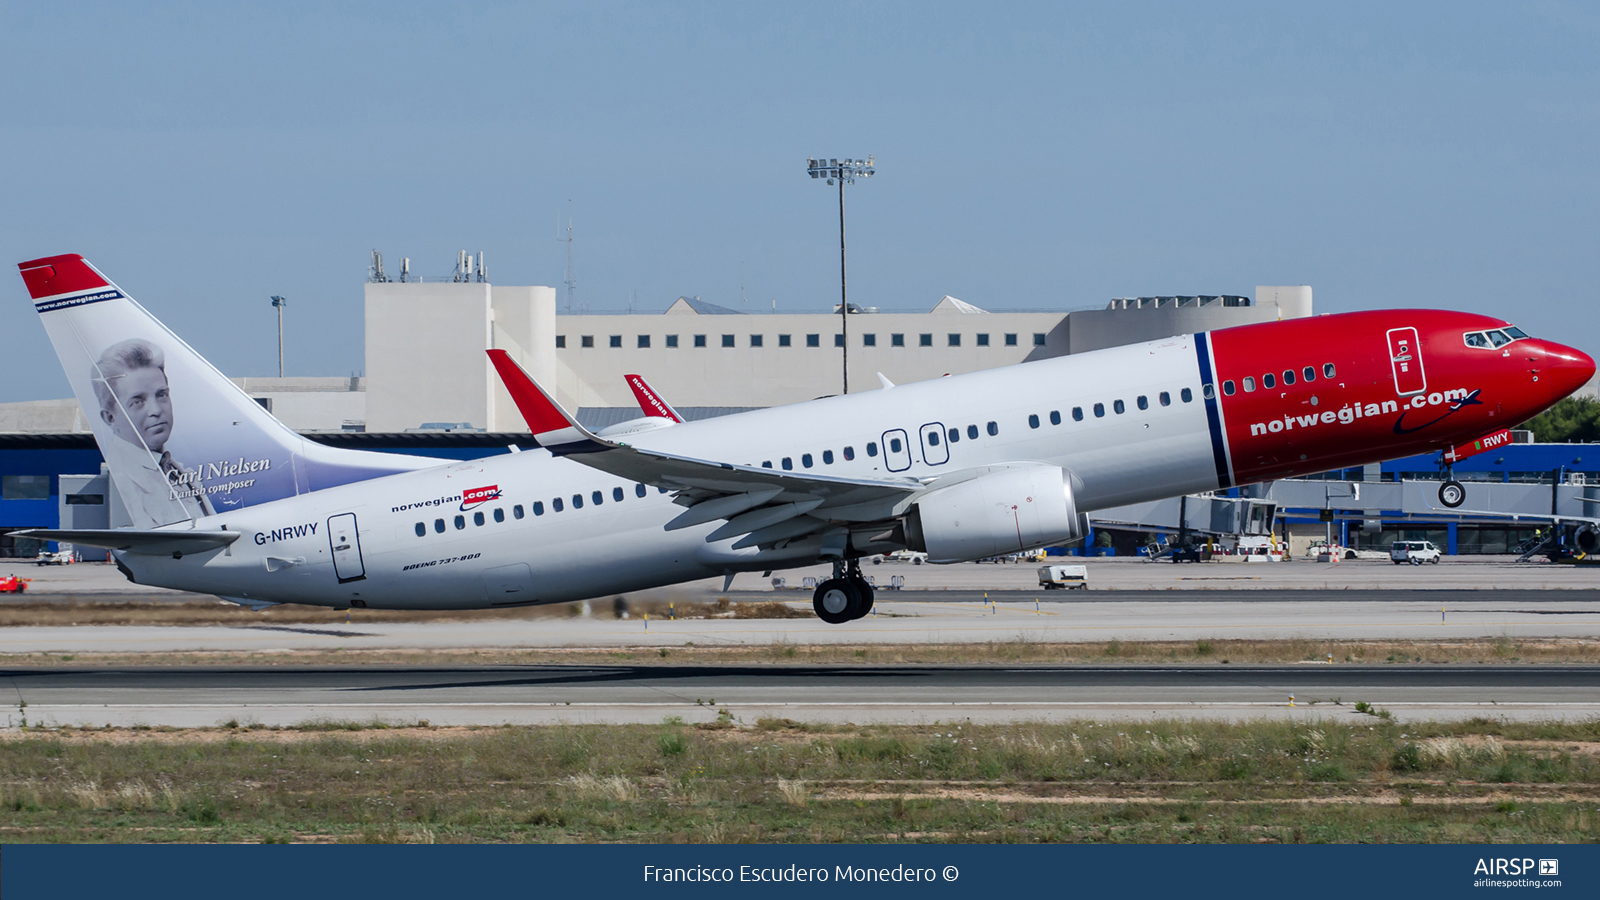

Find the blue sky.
xmin=2 ymin=2 xmax=1596 ymax=401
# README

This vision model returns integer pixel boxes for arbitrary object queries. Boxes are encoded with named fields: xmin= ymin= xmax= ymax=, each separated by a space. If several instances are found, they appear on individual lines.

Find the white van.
xmin=1390 ymin=541 xmax=1442 ymax=565
xmin=1038 ymin=564 xmax=1088 ymax=589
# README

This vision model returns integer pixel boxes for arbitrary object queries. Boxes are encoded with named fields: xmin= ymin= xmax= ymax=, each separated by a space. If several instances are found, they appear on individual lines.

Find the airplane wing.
xmin=488 ymin=350 xmax=922 ymax=548
xmin=14 ymin=528 xmax=241 ymax=555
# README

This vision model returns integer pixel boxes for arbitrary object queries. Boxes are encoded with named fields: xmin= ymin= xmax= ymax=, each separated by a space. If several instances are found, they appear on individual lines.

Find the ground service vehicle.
xmin=1038 ymin=564 xmax=1088 ymax=589
xmin=1391 ymin=540 xmax=1443 ymax=565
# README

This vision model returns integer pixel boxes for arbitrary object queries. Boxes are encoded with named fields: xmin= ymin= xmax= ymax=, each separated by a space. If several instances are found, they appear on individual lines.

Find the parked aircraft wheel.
xmin=848 ymin=577 xmax=875 ymax=619
xmin=1438 ymin=480 xmax=1466 ymax=508
xmin=813 ymin=578 xmax=860 ymax=625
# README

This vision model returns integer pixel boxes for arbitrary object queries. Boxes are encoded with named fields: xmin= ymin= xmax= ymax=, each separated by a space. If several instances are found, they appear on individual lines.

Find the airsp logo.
xmin=1473 ymin=858 xmax=1551 ymax=876
xmin=1539 ymin=859 xmax=1559 ymax=877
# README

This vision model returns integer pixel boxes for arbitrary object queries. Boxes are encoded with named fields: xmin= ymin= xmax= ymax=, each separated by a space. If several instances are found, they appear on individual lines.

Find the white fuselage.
xmin=122 ymin=335 xmax=1221 ymax=608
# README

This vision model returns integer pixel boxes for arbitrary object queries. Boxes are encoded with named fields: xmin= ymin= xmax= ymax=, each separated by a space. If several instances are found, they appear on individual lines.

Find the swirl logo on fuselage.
xmin=461 ymin=485 xmax=502 ymax=510
xmin=1391 ymin=388 xmax=1483 ymax=435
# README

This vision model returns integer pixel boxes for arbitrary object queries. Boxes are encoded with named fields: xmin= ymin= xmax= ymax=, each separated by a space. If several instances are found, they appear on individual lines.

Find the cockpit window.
xmin=1488 ymin=330 xmax=1513 ymax=348
xmin=1504 ymin=326 xmax=1528 ymax=339
xmin=1465 ymin=332 xmax=1491 ymax=349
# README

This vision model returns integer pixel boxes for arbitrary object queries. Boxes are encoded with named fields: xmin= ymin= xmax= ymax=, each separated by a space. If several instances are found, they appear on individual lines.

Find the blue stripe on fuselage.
xmin=1193 ymin=333 xmax=1233 ymax=489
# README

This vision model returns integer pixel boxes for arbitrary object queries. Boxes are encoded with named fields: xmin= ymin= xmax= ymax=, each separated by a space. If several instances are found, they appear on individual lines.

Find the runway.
xmin=6 ymin=664 xmax=1597 ymax=727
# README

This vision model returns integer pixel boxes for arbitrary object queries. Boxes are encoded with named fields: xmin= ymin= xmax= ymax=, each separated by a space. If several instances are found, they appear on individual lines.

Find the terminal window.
xmin=778 ymin=334 xmax=791 ymax=347
xmin=581 ymin=335 xmax=594 ymax=348
xmin=665 ymin=334 xmax=679 ymax=348
xmin=694 ymin=334 xmax=707 ymax=347
xmin=1005 ymin=333 xmax=1018 ymax=346
xmin=555 ymin=335 xmax=566 ymax=348
xmin=637 ymin=335 xmax=650 ymax=348
xmin=2 ymin=475 xmax=48 ymax=500
xmin=862 ymin=333 xmax=876 ymax=346
xmin=750 ymin=334 xmax=763 ymax=347
xmin=722 ymin=334 xmax=735 ymax=348
xmin=609 ymin=335 xmax=622 ymax=348
xmin=806 ymin=334 xmax=820 ymax=347
xmin=1033 ymin=333 xmax=1046 ymax=346
xmin=891 ymin=333 xmax=905 ymax=347
xmin=976 ymin=333 xmax=989 ymax=346
xmin=919 ymin=334 xmax=933 ymax=347
xmin=834 ymin=334 xmax=844 ymax=347
xmin=948 ymin=333 xmax=961 ymax=347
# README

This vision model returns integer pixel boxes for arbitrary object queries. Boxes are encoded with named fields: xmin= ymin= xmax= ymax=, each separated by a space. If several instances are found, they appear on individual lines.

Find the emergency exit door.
xmin=1386 ymin=327 xmax=1427 ymax=396
xmin=327 ymin=513 xmax=366 ymax=584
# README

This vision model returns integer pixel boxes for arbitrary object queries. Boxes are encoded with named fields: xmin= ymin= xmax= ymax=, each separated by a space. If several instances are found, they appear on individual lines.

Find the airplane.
xmin=15 ymin=253 xmax=1595 ymax=623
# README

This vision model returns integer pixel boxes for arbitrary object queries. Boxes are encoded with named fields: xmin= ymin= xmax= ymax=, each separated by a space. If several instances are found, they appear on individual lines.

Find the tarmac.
xmin=4 ymin=664 xmax=1596 ymax=728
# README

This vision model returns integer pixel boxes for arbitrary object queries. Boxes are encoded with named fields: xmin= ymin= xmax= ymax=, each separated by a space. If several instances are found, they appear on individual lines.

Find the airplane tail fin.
xmin=487 ymin=349 xmax=612 ymax=454
xmin=18 ymin=254 xmax=435 ymax=528
xmin=625 ymin=374 xmax=684 ymax=422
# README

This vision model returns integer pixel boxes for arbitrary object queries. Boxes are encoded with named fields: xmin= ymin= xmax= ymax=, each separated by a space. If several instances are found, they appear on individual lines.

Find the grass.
xmin=1 ymin=718 xmax=1597 ymax=843
xmin=5 ymin=637 xmax=1599 ymax=669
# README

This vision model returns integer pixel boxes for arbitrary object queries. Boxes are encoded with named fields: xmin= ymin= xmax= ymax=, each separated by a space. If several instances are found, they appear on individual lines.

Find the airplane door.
xmin=882 ymin=429 xmax=913 ymax=472
xmin=919 ymin=422 xmax=949 ymax=466
xmin=327 ymin=513 xmax=366 ymax=584
xmin=1386 ymin=327 xmax=1427 ymax=396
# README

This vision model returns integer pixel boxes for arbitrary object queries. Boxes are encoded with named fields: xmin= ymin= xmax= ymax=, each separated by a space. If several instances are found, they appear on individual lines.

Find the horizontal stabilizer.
xmin=14 ymin=528 xmax=241 ymax=555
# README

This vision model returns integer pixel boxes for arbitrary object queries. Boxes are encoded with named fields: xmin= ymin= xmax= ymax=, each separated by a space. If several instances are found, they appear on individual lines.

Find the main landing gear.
xmin=812 ymin=560 xmax=875 ymax=624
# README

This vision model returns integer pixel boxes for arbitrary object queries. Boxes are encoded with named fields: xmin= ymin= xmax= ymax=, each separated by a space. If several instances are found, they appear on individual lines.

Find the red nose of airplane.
xmin=1538 ymin=340 xmax=1596 ymax=398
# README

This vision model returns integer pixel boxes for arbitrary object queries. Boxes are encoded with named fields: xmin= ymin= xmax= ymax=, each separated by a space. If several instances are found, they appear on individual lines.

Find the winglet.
xmin=625 ymin=374 xmax=684 ymax=422
xmin=486 ymin=350 xmax=613 ymax=454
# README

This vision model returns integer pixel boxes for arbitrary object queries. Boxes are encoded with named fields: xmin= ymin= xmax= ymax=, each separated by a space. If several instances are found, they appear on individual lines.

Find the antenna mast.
xmin=557 ymin=207 xmax=577 ymax=312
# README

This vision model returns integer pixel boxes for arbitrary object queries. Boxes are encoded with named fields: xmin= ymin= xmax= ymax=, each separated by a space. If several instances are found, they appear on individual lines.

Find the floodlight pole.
xmin=270 ymin=295 xmax=287 ymax=377
xmin=807 ymin=156 xmax=874 ymax=395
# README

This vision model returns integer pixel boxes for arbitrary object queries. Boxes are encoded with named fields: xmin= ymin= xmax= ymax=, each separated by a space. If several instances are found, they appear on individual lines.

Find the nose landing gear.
xmin=812 ymin=560 xmax=876 ymax=624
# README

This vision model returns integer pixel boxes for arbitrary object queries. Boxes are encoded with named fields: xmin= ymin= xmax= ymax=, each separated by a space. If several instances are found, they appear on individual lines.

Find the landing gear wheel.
xmin=848 ymin=577 xmax=875 ymax=619
xmin=813 ymin=578 xmax=861 ymax=625
xmin=1438 ymin=480 xmax=1466 ymax=509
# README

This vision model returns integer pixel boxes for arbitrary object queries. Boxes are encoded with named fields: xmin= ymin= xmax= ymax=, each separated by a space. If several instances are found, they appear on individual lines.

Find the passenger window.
xmin=553 ymin=498 xmax=563 ymax=512
xmin=1049 ymin=410 xmax=1061 ymax=425
xmin=572 ymin=494 xmax=583 ymax=509
xmin=1072 ymin=407 xmax=1083 ymax=421
xmin=414 ymin=522 xmax=425 ymax=537
xmin=844 ymin=446 xmax=855 ymax=460
xmin=1159 ymin=392 xmax=1170 ymax=406
xmin=782 ymin=457 xmax=793 ymax=470
xmin=762 ymin=461 xmax=772 ymax=468
xmin=967 ymin=425 xmax=979 ymax=439
xmin=1242 ymin=377 xmax=1255 ymax=392
xmin=1263 ymin=373 xmax=1276 ymax=389
xmin=802 ymin=453 xmax=813 ymax=468
xmin=986 ymin=421 xmax=998 ymax=436
xmin=1489 ymin=330 xmax=1512 ymax=348
xmin=592 ymin=490 xmax=603 ymax=505
xmin=473 ymin=511 xmax=485 ymax=526
xmin=1303 ymin=366 xmax=1315 ymax=382
xmin=1323 ymin=363 xmax=1336 ymax=378
xmin=613 ymin=487 xmax=624 ymax=502
xmin=822 ymin=450 xmax=834 ymax=464
xmin=928 ymin=432 xmax=940 ymax=446
xmin=454 ymin=515 xmax=466 ymax=530
xmin=1093 ymin=403 xmax=1105 ymax=418
xmin=1282 ymin=370 xmax=1295 ymax=386
xmin=1136 ymin=395 xmax=1148 ymax=411
xmin=434 ymin=518 xmax=445 ymax=533
xmin=636 ymin=484 xmax=647 ymax=498
xmin=1028 ymin=414 xmax=1040 ymax=429
xmin=494 ymin=508 xmax=505 ymax=523
xmin=890 ymin=437 xmax=903 ymax=453
xmin=1181 ymin=388 xmax=1192 ymax=403
xmin=947 ymin=428 xmax=959 ymax=443
xmin=1113 ymin=399 xmax=1125 ymax=414
xmin=867 ymin=442 xmax=878 ymax=457
xmin=1223 ymin=380 xmax=1235 ymax=396
xmin=1202 ymin=384 xmax=1215 ymax=400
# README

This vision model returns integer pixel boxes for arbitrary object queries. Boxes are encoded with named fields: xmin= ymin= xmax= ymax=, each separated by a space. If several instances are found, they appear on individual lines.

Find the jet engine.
xmin=904 ymin=464 xmax=1088 ymax=563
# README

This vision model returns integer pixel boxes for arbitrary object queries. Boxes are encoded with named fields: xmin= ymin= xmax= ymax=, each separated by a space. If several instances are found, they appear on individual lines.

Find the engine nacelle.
xmin=905 ymin=464 xmax=1088 ymax=563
